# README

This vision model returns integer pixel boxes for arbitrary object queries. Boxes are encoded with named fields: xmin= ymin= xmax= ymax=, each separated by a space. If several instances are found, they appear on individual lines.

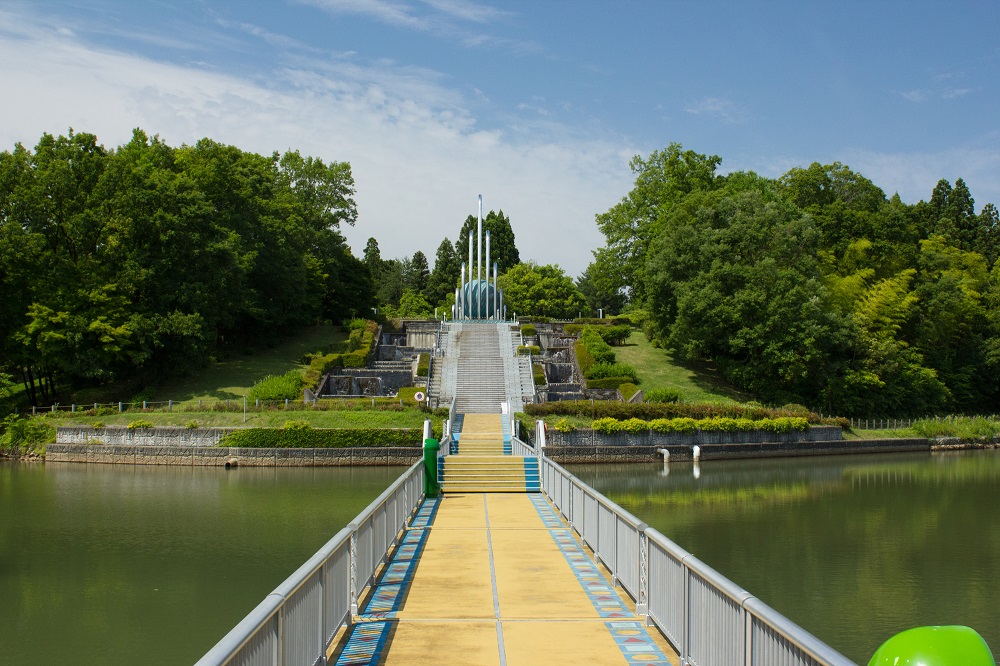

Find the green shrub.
xmin=186 ymin=421 xmax=199 ymax=429
xmin=645 ymin=388 xmax=681 ymax=403
xmin=220 ymin=427 xmax=430 ymax=448
xmin=248 ymin=370 xmax=304 ymax=401
xmin=416 ymin=353 xmax=430 ymax=376
xmin=591 ymin=417 xmax=620 ymax=434
xmin=525 ymin=400 xmax=822 ymax=423
xmin=518 ymin=345 xmax=541 ymax=356
xmin=563 ymin=323 xmax=584 ymax=336
xmin=586 ymin=376 xmax=634 ymax=390
xmin=618 ymin=383 xmax=639 ymax=400
xmin=619 ymin=417 xmax=649 ymax=434
xmin=1 ymin=415 xmax=56 ymax=455
xmin=581 ymin=327 xmax=616 ymax=364
xmin=596 ymin=325 xmax=631 ymax=346
xmin=521 ymin=324 xmax=537 ymax=337
xmin=574 ymin=339 xmax=595 ymax=374
xmin=92 ymin=421 xmax=105 ymax=428
xmin=585 ymin=362 xmax=638 ymax=381
xmin=283 ymin=420 xmax=312 ymax=430
xmin=533 ymin=363 xmax=546 ymax=386
xmin=127 ymin=420 xmax=154 ymax=430
xmin=553 ymin=417 xmax=576 ymax=433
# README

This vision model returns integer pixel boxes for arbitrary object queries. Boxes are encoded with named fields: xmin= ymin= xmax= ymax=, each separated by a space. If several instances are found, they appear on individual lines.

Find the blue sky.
xmin=1 ymin=1 xmax=998 ymax=275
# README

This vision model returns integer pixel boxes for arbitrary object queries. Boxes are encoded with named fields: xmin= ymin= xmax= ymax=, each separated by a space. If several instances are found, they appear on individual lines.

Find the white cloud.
xmin=0 ymin=10 xmax=631 ymax=276
xmin=684 ymin=96 xmax=749 ymax=124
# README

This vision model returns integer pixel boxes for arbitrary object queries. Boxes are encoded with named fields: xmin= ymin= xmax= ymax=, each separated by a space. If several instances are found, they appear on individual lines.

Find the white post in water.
xmin=485 ymin=230 xmax=491 ymax=320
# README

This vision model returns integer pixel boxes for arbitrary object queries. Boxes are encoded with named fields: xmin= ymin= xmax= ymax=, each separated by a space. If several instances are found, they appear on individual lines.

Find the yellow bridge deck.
xmin=329 ymin=414 xmax=679 ymax=665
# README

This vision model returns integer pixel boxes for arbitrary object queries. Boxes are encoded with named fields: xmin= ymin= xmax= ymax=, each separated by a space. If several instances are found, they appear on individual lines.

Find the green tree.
xmin=595 ymin=143 xmax=722 ymax=304
xmin=497 ymin=263 xmax=588 ymax=319
xmin=425 ymin=238 xmax=461 ymax=306
xmin=577 ymin=256 xmax=627 ymax=316
xmin=455 ymin=210 xmax=520 ymax=274
xmin=646 ymin=190 xmax=847 ymax=405
xmin=406 ymin=250 xmax=430 ymax=294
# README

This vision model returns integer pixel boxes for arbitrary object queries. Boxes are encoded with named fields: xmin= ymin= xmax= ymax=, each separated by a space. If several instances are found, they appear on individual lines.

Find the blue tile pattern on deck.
xmin=528 ymin=494 xmax=673 ymax=665
xmin=501 ymin=413 xmax=512 ymax=454
xmin=331 ymin=498 xmax=438 ymax=666
xmin=332 ymin=621 xmax=392 ymax=666
xmin=523 ymin=457 xmax=540 ymax=491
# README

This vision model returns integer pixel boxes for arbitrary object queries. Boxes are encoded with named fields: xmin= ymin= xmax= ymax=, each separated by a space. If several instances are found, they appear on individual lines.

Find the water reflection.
xmin=569 ymin=451 xmax=1000 ymax=664
xmin=0 ymin=462 xmax=407 ymax=666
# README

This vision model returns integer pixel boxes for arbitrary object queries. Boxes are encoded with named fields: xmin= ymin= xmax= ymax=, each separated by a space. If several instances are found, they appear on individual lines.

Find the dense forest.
xmin=0 ymin=129 xmax=372 ymax=405
xmin=587 ymin=144 xmax=1000 ymax=416
xmin=3 ymin=129 xmax=998 ymax=417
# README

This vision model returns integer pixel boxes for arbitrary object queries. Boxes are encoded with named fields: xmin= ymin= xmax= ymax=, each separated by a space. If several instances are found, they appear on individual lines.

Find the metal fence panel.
xmin=597 ymin=502 xmax=616 ymax=571
xmin=281 ymin=572 xmax=323 ymax=666
xmin=583 ymin=491 xmax=599 ymax=549
xmin=571 ymin=481 xmax=585 ymax=535
xmin=228 ymin=614 xmax=279 ymax=666
xmin=616 ymin=518 xmax=640 ymax=598
xmin=646 ymin=535 xmax=687 ymax=652
xmin=687 ymin=568 xmax=746 ymax=666
xmin=324 ymin=541 xmax=351 ymax=647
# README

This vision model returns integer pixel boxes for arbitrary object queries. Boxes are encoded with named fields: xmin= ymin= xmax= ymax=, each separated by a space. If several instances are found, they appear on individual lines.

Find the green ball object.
xmin=868 ymin=626 xmax=995 ymax=666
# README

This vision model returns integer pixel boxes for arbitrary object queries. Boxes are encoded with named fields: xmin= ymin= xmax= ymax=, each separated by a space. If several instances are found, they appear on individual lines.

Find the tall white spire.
xmin=477 ymin=195 xmax=483 ymax=290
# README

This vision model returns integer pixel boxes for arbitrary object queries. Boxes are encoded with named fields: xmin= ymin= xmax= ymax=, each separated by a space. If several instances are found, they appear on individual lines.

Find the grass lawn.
xmin=614 ymin=331 xmax=747 ymax=404
xmin=150 ymin=324 xmax=345 ymax=406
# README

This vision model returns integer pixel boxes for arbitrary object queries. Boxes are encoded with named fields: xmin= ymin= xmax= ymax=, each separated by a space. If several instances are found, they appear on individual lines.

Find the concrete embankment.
xmin=45 ymin=443 xmax=421 ymax=466
xmin=543 ymin=437 xmax=931 ymax=463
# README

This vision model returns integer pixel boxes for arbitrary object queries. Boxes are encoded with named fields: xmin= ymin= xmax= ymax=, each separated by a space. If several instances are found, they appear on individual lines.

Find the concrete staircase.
xmin=454 ymin=324 xmax=507 ymax=414
xmin=440 ymin=413 xmax=539 ymax=493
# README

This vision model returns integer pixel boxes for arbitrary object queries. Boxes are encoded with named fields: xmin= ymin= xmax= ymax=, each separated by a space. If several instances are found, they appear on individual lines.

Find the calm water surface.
xmin=0 ymin=461 xmax=408 ymax=665
xmin=570 ymin=451 xmax=1000 ymax=664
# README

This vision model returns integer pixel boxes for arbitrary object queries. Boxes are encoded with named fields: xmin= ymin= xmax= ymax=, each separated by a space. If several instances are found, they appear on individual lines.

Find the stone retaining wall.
xmin=57 ymin=426 xmax=234 ymax=447
xmin=546 ymin=425 xmax=844 ymax=448
xmin=544 ymin=438 xmax=930 ymax=463
xmin=46 ymin=444 xmax=421 ymax=466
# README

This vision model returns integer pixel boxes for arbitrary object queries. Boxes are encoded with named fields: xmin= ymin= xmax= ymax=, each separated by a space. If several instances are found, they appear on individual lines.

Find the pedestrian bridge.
xmin=196 ymin=320 xmax=855 ymax=666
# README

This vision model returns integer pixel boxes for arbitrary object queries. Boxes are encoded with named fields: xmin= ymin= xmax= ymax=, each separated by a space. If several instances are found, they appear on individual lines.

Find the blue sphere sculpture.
xmin=461 ymin=279 xmax=500 ymax=319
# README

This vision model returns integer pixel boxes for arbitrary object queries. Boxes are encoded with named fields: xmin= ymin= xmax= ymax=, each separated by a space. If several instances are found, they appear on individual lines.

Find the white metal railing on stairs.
xmin=523 ymin=421 xmax=857 ymax=666
xmin=195 ymin=462 xmax=425 ymax=666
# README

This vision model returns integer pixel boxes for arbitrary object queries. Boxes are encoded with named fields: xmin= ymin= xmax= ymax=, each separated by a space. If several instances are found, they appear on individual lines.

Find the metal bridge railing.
xmin=531 ymin=421 xmax=856 ymax=666
xmin=195 ymin=461 xmax=424 ymax=666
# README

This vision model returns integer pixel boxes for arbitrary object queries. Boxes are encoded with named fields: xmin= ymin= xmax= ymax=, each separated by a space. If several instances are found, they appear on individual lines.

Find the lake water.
xmin=0 ymin=462 xmax=407 ymax=665
xmin=570 ymin=450 xmax=1000 ymax=664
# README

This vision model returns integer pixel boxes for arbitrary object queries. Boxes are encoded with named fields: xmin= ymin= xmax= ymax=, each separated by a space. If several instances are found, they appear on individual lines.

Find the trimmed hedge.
xmin=574 ymin=339 xmax=595 ymax=375
xmin=518 ymin=345 xmax=541 ymax=356
xmin=525 ymin=400 xmax=826 ymax=424
xmin=303 ymin=320 xmax=378 ymax=388
xmin=618 ymin=383 xmax=639 ymax=400
xmin=581 ymin=327 xmax=615 ymax=363
xmin=220 ymin=426 xmax=432 ymax=448
xmin=591 ymin=416 xmax=810 ymax=434
xmin=520 ymin=323 xmax=537 ymax=337
xmin=533 ymin=363 xmax=546 ymax=386
xmin=586 ymin=376 xmax=635 ymax=390
xmin=644 ymin=388 xmax=681 ymax=403
xmin=416 ymin=353 xmax=430 ymax=376
xmin=585 ymin=362 xmax=638 ymax=381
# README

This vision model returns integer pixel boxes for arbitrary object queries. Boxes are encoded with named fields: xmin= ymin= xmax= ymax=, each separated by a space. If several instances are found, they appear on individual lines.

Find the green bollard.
xmin=423 ymin=438 xmax=440 ymax=497
xmin=869 ymin=626 xmax=996 ymax=666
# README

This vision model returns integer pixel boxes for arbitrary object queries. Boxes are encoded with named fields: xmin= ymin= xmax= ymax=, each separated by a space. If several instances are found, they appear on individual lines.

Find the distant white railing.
xmin=195 ymin=461 xmax=424 ymax=666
